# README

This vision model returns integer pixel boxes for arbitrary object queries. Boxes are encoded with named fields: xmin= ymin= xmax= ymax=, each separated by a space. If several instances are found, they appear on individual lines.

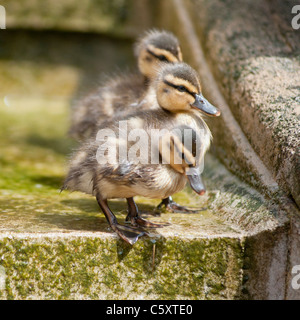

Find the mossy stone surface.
xmin=0 ymin=235 xmax=246 ymax=300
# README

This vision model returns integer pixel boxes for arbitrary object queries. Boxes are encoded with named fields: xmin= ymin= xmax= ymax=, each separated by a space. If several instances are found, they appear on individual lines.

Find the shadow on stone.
xmin=38 ymin=212 xmax=107 ymax=232
xmin=0 ymin=29 xmax=135 ymax=102
xmin=61 ymin=198 xmax=158 ymax=216
xmin=26 ymin=134 xmax=76 ymax=156
xmin=115 ymin=233 xmax=166 ymax=273
xmin=31 ymin=174 xmax=65 ymax=190
xmin=61 ymin=198 xmax=100 ymax=213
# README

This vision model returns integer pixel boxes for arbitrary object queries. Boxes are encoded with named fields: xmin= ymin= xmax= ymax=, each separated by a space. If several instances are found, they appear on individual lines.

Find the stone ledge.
xmin=4 ymin=0 xmax=152 ymax=38
xmin=187 ymin=0 xmax=300 ymax=208
xmin=0 ymin=233 xmax=244 ymax=300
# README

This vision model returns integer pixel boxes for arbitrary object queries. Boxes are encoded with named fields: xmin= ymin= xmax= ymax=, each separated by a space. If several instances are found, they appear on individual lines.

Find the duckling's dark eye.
xmin=177 ymin=85 xmax=187 ymax=92
xmin=158 ymin=55 xmax=168 ymax=62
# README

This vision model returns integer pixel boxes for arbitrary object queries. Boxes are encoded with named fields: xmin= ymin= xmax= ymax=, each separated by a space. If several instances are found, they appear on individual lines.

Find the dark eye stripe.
xmin=147 ymin=49 xmax=169 ymax=62
xmin=163 ymin=79 xmax=196 ymax=98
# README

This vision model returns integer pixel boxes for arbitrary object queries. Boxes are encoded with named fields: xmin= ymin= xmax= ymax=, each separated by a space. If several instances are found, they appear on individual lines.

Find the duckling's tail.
xmin=60 ymin=183 xmax=68 ymax=193
xmin=60 ymin=178 xmax=71 ymax=193
xmin=61 ymin=169 xmax=95 ymax=196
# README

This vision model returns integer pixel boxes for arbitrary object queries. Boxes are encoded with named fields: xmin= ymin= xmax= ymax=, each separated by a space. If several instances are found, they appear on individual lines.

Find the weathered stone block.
xmin=185 ymin=0 xmax=300 ymax=208
xmin=4 ymin=0 xmax=153 ymax=37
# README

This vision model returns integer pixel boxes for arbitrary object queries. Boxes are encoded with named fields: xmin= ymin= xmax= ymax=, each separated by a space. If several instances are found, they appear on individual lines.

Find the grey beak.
xmin=186 ymin=167 xmax=206 ymax=195
xmin=191 ymin=93 xmax=221 ymax=116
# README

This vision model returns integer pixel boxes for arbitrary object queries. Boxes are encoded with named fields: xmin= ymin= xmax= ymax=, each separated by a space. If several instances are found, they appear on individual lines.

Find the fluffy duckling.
xmin=62 ymin=63 xmax=220 ymax=244
xmin=63 ymin=125 xmax=204 ymax=245
xmin=69 ymin=29 xmax=183 ymax=140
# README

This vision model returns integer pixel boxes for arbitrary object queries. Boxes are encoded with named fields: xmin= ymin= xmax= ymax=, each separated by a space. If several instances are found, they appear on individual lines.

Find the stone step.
xmin=0 ymin=29 xmax=291 ymax=299
xmin=3 ymin=0 xmax=151 ymax=38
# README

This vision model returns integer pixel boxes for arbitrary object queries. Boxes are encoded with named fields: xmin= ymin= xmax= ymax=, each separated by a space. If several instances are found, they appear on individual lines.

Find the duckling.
xmin=69 ymin=29 xmax=183 ymax=141
xmin=62 ymin=125 xmax=204 ymax=245
xmin=62 ymin=63 xmax=220 ymax=245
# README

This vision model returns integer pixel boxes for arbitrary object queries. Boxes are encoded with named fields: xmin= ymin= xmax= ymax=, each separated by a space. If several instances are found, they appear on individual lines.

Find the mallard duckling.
xmin=63 ymin=125 xmax=204 ymax=245
xmin=62 ymin=63 xmax=220 ymax=244
xmin=69 ymin=29 xmax=183 ymax=140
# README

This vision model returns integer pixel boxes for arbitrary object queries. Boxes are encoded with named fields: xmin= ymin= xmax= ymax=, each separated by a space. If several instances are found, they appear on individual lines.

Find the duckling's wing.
xmin=69 ymin=73 xmax=146 ymax=140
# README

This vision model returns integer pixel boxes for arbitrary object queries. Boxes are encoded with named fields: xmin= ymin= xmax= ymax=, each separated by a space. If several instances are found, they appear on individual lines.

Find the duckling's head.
xmin=134 ymin=29 xmax=183 ymax=80
xmin=159 ymin=125 xmax=206 ymax=195
xmin=156 ymin=63 xmax=221 ymax=116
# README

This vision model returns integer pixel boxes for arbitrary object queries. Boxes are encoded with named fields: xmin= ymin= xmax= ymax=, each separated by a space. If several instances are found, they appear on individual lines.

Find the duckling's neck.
xmin=137 ymin=83 xmax=158 ymax=110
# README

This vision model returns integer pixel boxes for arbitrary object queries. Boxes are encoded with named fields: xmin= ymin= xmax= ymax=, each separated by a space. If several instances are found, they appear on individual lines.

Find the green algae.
xmin=0 ymin=235 xmax=245 ymax=299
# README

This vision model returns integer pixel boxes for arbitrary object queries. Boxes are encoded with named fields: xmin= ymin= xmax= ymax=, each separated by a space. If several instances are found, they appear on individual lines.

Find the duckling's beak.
xmin=191 ymin=93 xmax=220 ymax=116
xmin=186 ymin=167 xmax=206 ymax=195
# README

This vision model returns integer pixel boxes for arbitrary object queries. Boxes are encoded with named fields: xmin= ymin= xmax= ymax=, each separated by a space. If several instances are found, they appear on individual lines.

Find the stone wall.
xmin=4 ymin=0 xmax=153 ymax=37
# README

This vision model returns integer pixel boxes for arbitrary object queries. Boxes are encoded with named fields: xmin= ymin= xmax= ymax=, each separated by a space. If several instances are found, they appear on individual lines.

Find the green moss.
xmin=0 ymin=235 xmax=245 ymax=299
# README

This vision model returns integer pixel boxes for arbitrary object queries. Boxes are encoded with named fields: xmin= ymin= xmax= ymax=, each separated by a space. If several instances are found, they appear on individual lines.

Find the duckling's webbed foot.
xmin=96 ymin=196 xmax=146 ymax=245
xmin=114 ymin=223 xmax=146 ymax=245
xmin=157 ymin=196 xmax=201 ymax=213
xmin=126 ymin=197 xmax=165 ymax=228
